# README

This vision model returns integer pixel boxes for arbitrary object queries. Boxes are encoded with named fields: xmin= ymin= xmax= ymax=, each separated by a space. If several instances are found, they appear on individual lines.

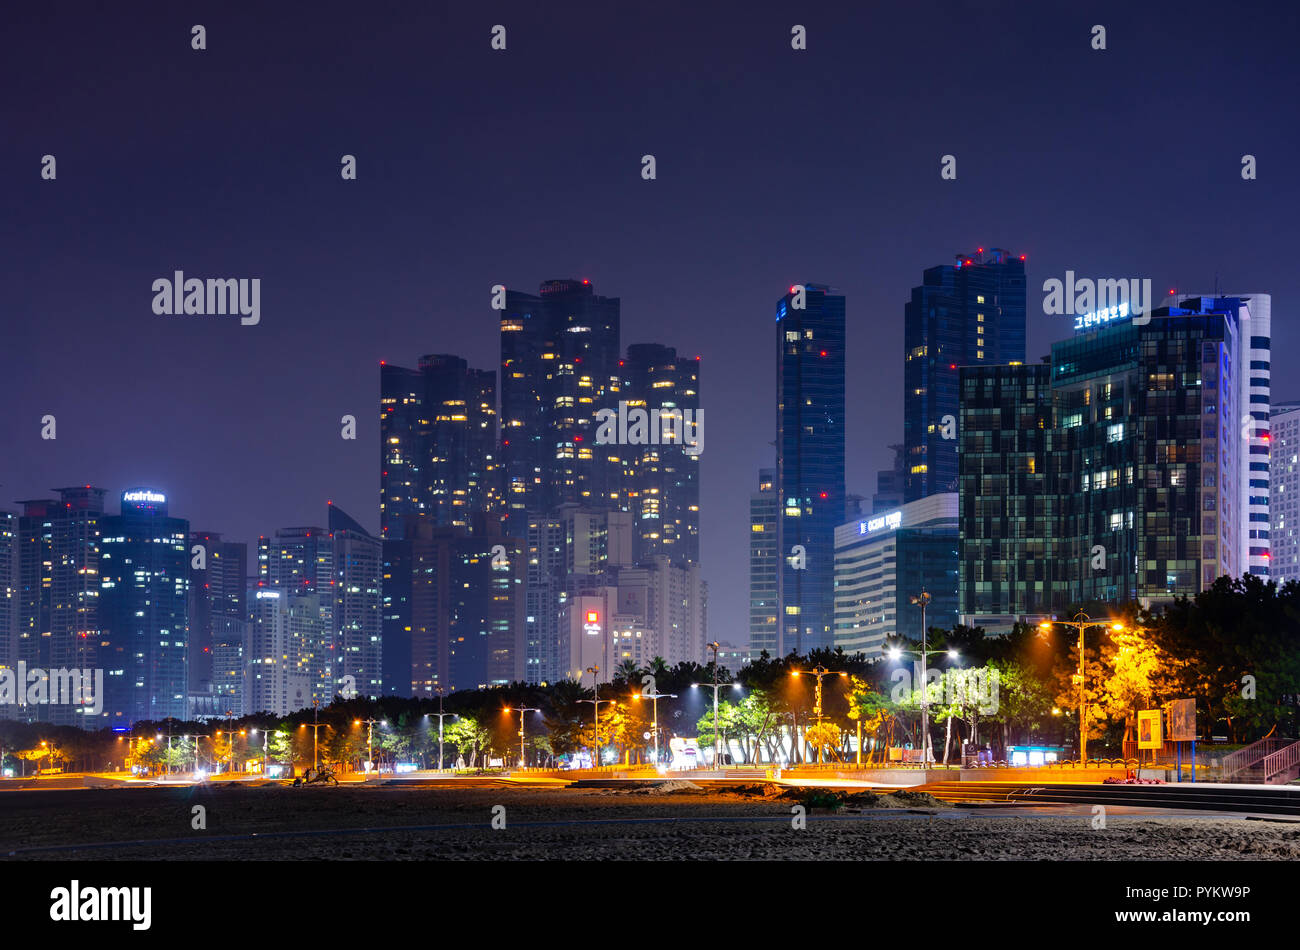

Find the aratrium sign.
xmin=123 ymin=490 xmax=166 ymax=504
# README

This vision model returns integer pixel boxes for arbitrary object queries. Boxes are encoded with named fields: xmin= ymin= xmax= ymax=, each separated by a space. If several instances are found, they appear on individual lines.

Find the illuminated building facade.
xmin=99 ymin=489 xmax=190 ymax=725
xmin=1269 ymin=401 xmax=1300 ymax=581
xmin=618 ymin=343 xmax=701 ymax=565
xmin=15 ymin=488 xmax=106 ymax=726
xmin=960 ymin=298 xmax=1260 ymax=630
xmin=187 ymin=531 xmax=246 ymax=709
xmin=748 ymin=468 xmax=778 ymax=660
xmin=499 ymin=279 xmax=622 ymax=524
xmin=833 ymin=493 xmax=959 ymax=656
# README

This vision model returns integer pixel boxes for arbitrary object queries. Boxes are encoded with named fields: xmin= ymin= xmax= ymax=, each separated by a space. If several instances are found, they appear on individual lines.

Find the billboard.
xmin=1166 ymin=699 xmax=1196 ymax=741
xmin=1137 ymin=709 xmax=1163 ymax=750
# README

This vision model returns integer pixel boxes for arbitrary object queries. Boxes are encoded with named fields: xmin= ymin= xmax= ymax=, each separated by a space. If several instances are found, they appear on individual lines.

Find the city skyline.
xmin=6 ymin=1 xmax=1300 ymax=651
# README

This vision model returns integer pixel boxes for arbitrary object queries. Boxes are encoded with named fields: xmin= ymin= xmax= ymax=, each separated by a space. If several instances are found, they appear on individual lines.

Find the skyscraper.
xmin=1184 ymin=293 xmax=1272 ymax=577
xmin=524 ymin=506 xmax=634 ymax=685
xmin=619 ymin=343 xmax=701 ymax=565
xmin=957 ymin=361 xmax=1055 ymax=626
xmin=748 ymin=468 xmax=778 ymax=660
xmin=187 ymin=531 xmax=247 ymax=712
xmin=497 ymin=278 xmax=708 ymax=682
xmin=246 ymin=588 xmax=314 ymax=716
xmin=776 ymin=283 xmax=846 ymax=655
xmin=16 ymin=488 xmax=105 ymax=726
xmin=524 ymin=514 xmax=564 ymax=685
xmin=257 ymin=523 xmax=333 ymax=701
xmin=380 ymin=354 xmax=501 ymax=539
xmin=904 ymin=249 xmax=1027 ymax=501
xmin=380 ymin=352 xmax=503 ymax=698
xmin=499 ymin=279 xmax=622 ymax=524
xmin=1269 ymin=401 xmax=1300 ymax=582
xmin=328 ymin=504 xmax=383 ymax=700
xmin=99 ymin=489 xmax=190 ymax=725
xmin=0 ymin=510 xmax=16 ymax=718
xmin=406 ymin=517 xmax=526 ymax=696
xmin=259 ymin=504 xmax=382 ymax=701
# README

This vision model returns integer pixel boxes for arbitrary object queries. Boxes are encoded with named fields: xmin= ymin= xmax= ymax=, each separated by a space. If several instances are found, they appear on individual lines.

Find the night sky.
xmin=4 ymin=0 xmax=1298 ymax=647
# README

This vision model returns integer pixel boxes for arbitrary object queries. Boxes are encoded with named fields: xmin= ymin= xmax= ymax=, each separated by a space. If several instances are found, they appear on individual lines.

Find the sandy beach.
xmin=3 ymin=782 xmax=1299 ymax=861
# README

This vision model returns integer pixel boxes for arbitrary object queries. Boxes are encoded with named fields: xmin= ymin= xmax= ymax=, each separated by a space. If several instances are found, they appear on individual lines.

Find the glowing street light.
xmin=632 ymin=690 xmax=677 ymax=766
xmin=504 ymin=706 xmax=541 ymax=768
xmin=1038 ymin=613 xmax=1126 ymax=762
xmin=579 ymin=667 xmax=615 ymax=766
xmin=356 ymin=718 xmax=387 ymax=774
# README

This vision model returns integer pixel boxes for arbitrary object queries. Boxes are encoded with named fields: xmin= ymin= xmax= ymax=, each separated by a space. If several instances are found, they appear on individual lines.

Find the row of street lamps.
xmin=121 ymin=609 xmax=1126 ymax=776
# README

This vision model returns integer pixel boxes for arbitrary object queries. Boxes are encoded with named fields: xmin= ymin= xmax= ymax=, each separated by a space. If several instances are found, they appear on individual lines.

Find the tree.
xmin=1100 ymin=628 xmax=1164 ymax=751
xmin=985 ymin=657 xmax=1056 ymax=752
xmin=442 ymin=715 xmax=491 ymax=768
xmin=612 ymin=658 xmax=642 ymax=686
xmin=804 ymin=721 xmax=842 ymax=763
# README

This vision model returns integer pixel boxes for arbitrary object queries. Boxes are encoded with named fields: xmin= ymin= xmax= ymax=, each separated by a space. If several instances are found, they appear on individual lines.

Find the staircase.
xmin=1235 ymin=740 xmax=1300 ymax=785
xmin=1220 ymin=737 xmax=1300 ymax=784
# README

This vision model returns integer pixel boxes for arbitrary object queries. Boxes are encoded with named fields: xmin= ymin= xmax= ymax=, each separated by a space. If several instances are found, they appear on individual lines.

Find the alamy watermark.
xmin=0 ymin=663 xmax=104 ymax=715
xmin=152 ymin=271 xmax=260 ymax=325
xmin=595 ymin=402 xmax=703 ymax=456
xmin=1043 ymin=271 xmax=1152 ymax=328
xmin=889 ymin=664 xmax=1000 ymax=714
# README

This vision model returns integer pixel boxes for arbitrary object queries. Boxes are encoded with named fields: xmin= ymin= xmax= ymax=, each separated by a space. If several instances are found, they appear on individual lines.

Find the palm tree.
xmin=614 ymin=658 xmax=642 ymax=686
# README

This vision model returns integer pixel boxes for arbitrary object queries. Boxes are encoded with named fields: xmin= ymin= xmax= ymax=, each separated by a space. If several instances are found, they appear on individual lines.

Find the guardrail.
xmin=1251 ymin=740 xmax=1300 ymax=784
xmin=1221 ymin=737 xmax=1289 ymax=779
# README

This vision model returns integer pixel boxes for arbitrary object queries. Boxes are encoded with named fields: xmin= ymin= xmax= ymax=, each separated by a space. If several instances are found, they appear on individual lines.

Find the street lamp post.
xmin=356 ymin=718 xmax=386 ymax=774
xmin=579 ymin=667 xmax=615 ymax=766
xmin=910 ymin=591 xmax=933 ymax=767
xmin=1038 ymin=612 xmax=1125 ymax=763
xmin=634 ymin=691 xmax=677 ymax=767
xmin=505 ymin=707 xmax=540 ymax=768
xmin=707 ymin=641 xmax=721 ymax=767
xmin=887 ymin=640 xmax=958 ymax=768
xmin=431 ymin=688 xmax=456 ymax=771
xmin=690 ymin=679 xmax=740 ymax=768
xmin=793 ymin=666 xmax=848 ymax=763
xmin=303 ymin=700 xmax=328 ymax=773
xmin=249 ymin=728 xmax=281 ymax=778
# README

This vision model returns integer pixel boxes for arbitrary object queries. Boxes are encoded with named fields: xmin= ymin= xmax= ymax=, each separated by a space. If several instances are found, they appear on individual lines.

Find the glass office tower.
xmin=960 ymin=300 xmax=1251 ymax=630
xmin=905 ymin=249 xmax=1027 ymax=501
xmin=775 ymin=283 xmax=846 ymax=655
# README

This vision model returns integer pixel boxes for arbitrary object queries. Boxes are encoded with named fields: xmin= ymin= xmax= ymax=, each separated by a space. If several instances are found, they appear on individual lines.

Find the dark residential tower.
xmin=379 ymin=352 xmax=503 ymax=697
xmin=187 ymin=531 xmax=247 ymax=704
xmin=619 ymin=343 xmax=701 ymax=566
xmin=379 ymin=354 xmax=501 ymax=540
xmin=499 ymin=279 xmax=622 ymax=524
xmin=258 ymin=504 xmax=382 ymax=702
xmin=16 ymin=488 xmax=106 ymax=726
